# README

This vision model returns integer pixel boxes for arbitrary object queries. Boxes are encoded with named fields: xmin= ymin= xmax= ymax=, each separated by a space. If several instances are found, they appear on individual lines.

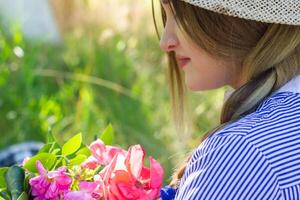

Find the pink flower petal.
xmin=125 ymin=145 xmax=145 ymax=180
xmin=137 ymin=189 xmax=160 ymax=200
xmin=80 ymin=181 xmax=99 ymax=193
xmin=81 ymin=156 xmax=99 ymax=170
xmin=45 ymin=183 xmax=59 ymax=198
xmin=117 ymin=182 xmax=146 ymax=199
xmin=140 ymin=166 xmax=151 ymax=187
xmin=149 ymin=157 xmax=164 ymax=189
xmin=36 ymin=160 xmax=47 ymax=175
xmin=29 ymin=161 xmax=72 ymax=199
xmin=94 ymin=175 xmax=107 ymax=199
xmin=64 ymin=191 xmax=94 ymax=200
xmin=89 ymin=139 xmax=127 ymax=166
xmin=100 ymin=154 xmax=118 ymax=184
xmin=105 ymin=146 xmax=127 ymax=164
xmin=90 ymin=139 xmax=106 ymax=161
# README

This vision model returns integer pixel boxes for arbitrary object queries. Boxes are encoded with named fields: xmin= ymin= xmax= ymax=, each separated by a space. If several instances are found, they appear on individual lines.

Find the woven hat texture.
xmin=180 ymin=0 xmax=300 ymax=25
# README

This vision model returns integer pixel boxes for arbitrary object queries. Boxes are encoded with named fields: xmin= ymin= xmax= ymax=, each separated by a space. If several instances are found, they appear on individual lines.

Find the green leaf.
xmin=16 ymin=192 xmax=27 ymax=200
xmin=62 ymin=133 xmax=82 ymax=156
xmin=47 ymin=128 xmax=55 ymax=143
xmin=23 ymin=175 xmax=30 ymax=194
xmin=23 ymin=153 xmax=56 ymax=173
xmin=99 ymin=124 xmax=115 ymax=145
xmin=0 ymin=191 xmax=10 ymax=200
xmin=76 ymin=146 xmax=91 ymax=157
xmin=5 ymin=166 xmax=25 ymax=200
xmin=94 ymin=165 xmax=104 ymax=175
xmin=38 ymin=143 xmax=51 ymax=153
xmin=69 ymin=154 xmax=87 ymax=166
xmin=50 ymin=156 xmax=63 ymax=171
xmin=0 ymin=168 xmax=8 ymax=189
xmin=51 ymin=148 xmax=61 ymax=155
xmin=0 ymin=196 xmax=6 ymax=200
xmin=38 ymin=142 xmax=60 ymax=154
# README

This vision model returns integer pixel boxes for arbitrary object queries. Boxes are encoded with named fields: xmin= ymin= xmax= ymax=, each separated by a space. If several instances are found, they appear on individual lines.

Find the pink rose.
xmin=81 ymin=139 xmax=127 ymax=169
xmin=99 ymin=145 xmax=164 ymax=200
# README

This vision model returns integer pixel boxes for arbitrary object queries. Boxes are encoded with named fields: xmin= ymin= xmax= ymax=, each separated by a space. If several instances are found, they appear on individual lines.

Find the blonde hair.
xmin=153 ymin=0 xmax=300 ymax=188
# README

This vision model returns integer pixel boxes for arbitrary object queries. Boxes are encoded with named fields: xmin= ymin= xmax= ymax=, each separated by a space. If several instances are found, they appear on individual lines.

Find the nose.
xmin=159 ymin=23 xmax=179 ymax=52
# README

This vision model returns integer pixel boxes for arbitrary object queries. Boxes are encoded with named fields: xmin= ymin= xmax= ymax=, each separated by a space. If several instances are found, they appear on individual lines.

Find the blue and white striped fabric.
xmin=174 ymin=75 xmax=300 ymax=200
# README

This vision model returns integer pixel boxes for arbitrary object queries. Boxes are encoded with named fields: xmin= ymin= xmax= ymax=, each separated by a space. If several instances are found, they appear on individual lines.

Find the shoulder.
xmin=175 ymin=92 xmax=300 ymax=200
xmin=254 ymin=91 xmax=300 ymax=119
xmin=176 ymin=133 xmax=280 ymax=200
xmin=184 ymin=133 xmax=271 ymax=179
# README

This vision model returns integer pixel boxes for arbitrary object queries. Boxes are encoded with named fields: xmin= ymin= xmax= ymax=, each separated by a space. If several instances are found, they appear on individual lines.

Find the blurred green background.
xmin=0 ymin=0 xmax=226 ymax=183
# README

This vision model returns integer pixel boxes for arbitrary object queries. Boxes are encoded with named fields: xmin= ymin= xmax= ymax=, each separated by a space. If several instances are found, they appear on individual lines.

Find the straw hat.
xmin=180 ymin=0 xmax=300 ymax=25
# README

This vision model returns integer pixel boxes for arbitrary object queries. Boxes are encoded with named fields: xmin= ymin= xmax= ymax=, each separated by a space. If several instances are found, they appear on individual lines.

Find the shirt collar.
xmin=223 ymin=74 xmax=300 ymax=102
xmin=273 ymin=74 xmax=300 ymax=94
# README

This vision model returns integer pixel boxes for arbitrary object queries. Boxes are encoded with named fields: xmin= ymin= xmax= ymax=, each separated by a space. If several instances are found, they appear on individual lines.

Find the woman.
xmin=154 ymin=0 xmax=300 ymax=199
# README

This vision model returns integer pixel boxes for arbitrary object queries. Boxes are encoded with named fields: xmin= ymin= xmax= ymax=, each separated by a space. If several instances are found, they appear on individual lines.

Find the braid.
xmin=222 ymin=68 xmax=276 ymax=123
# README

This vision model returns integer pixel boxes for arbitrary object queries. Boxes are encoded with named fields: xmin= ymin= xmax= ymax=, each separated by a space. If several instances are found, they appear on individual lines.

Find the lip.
xmin=176 ymin=55 xmax=191 ymax=68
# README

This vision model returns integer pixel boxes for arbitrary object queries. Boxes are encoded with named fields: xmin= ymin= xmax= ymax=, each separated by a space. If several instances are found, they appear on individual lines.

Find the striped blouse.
xmin=170 ymin=75 xmax=300 ymax=200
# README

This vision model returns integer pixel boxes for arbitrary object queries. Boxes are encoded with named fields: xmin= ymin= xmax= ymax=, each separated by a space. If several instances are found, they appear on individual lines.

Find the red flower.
xmin=98 ymin=145 xmax=164 ymax=200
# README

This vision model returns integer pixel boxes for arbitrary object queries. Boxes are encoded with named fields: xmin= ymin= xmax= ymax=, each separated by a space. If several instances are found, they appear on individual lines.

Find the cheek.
xmin=183 ymin=56 xmax=232 ymax=91
xmin=178 ymin=34 xmax=237 ymax=90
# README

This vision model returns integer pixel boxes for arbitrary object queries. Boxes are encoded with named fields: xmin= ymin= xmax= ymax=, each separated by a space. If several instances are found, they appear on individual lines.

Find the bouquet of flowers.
xmin=0 ymin=124 xmax=164 ymax=200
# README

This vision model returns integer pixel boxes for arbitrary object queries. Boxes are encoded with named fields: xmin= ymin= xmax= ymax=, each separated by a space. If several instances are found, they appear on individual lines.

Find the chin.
xmin=186 ymin=81 xmax=222 ymax=91
xmin=186 ymin=83 xmax=206 ymax=91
